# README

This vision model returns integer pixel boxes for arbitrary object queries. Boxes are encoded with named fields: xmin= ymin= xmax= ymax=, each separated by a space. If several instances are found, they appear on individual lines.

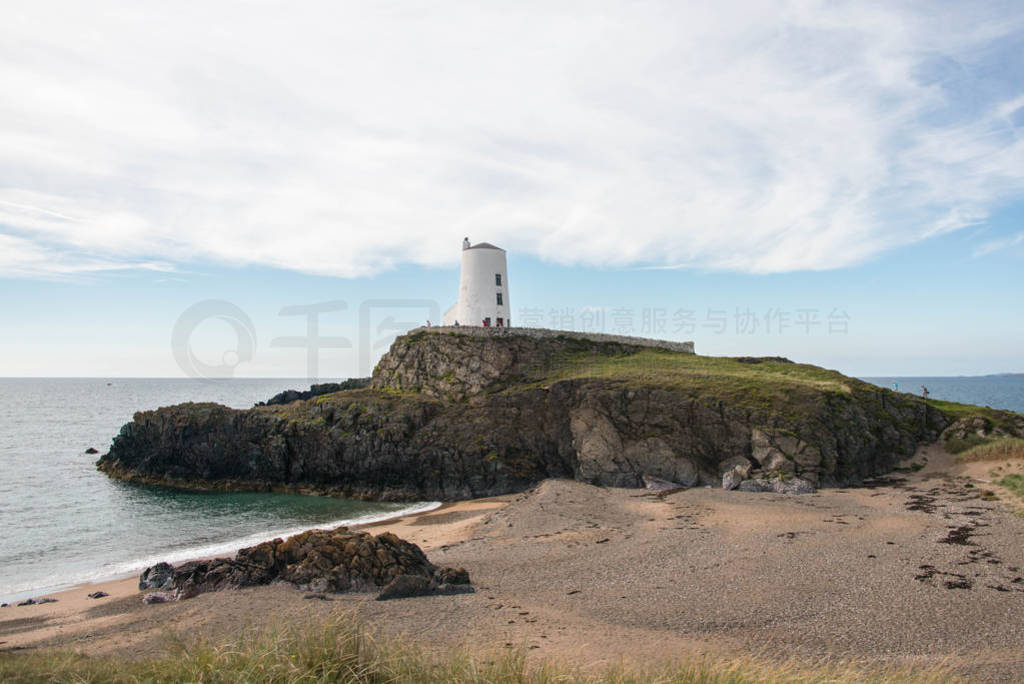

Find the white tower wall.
xmin=442 ymin=242 xmax=509 ymax=327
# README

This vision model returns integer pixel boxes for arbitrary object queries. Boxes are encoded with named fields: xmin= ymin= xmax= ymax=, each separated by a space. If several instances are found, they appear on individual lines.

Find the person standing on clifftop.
xmin=922 ymin=385 xmax=930 ymax=398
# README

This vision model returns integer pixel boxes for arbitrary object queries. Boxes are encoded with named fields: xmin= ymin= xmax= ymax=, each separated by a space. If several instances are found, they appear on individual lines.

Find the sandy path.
xmin=4 ymin=449 xmax=1024 ymax=679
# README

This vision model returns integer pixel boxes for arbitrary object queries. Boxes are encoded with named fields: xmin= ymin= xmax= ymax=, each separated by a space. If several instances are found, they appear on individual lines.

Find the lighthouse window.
xmin=495 ymin=273 xmax=502 ymax=286
xmin=496 ymin=292 xmax=503 ymax=306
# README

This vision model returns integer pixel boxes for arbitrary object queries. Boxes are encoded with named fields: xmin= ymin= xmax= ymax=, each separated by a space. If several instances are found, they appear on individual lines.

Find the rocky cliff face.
xmin=370 ymin=329 xmax=669 ymax=401
xmin=99 ymin=330 xmax=958 ymax=499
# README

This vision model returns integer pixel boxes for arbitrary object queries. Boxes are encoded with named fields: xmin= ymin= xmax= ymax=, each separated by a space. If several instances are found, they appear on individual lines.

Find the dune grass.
xmin=954 ymin=437 xmax=1024 ymax=462
xmin=997 ymin=473 xmax=1024 ymax=501
xmin=0 ymin=615 xmax=958 ymax=684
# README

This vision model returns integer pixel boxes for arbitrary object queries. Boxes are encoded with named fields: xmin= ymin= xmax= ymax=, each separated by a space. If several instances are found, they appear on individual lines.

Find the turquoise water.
xmin=0 ymin=378 xmax=438 ymax=602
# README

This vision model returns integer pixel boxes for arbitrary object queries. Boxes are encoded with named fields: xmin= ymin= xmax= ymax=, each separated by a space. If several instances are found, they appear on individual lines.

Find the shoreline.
xmin=1 ymin=494 xmax=509 ymax=653
xmin=0 ymin=499 xmax=445 ymax=606
xmin=7 ymin=439 xmax=1014 ymax=607
xmin=6 ymin=448 xmax=1024 ymax=678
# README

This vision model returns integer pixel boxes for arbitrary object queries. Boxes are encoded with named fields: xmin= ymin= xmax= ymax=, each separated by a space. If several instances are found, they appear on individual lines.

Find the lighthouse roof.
xmin=467 ymin=242 xmax=504 ymax=251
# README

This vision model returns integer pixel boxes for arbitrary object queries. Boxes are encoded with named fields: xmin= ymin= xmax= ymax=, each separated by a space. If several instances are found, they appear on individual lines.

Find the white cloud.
xmin=1 ymin=1 xmax=1023 ymax=278
xmin=0 ymin=232 xmax=172 ymax=279
xmin=974 ymin=230 xmax=1024 ymax=257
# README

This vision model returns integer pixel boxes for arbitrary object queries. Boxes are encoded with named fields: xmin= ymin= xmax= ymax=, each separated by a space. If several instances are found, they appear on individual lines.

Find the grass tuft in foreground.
xmin=0 ymin=615 xmax=958 ymax=683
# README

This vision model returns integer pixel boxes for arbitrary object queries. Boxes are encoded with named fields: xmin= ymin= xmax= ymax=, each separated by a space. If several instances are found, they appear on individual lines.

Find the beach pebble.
xmin=376 ymin=574 xmax=435 ymax=600
xmin=303 ymin=593 xmax=333 ymax=601
xmin=375 ymin=573 xmax=473 ymax=600
xmin=142 ymin=591 xmax=176 ymax=604
xmin=642 ymin=475 xmax=683 ymax=492
xmin=738 ymin=478 xmax=773 ymax=492
xmin=16 ymin=597 xmax=55 ymax=606
xmin=773 ymin=477 xmax=816 ymax=495
xmin=434 ymin=566 xmax=470 ymax=585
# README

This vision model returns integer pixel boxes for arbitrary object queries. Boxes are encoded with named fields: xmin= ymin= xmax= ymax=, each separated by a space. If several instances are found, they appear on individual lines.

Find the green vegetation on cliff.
xmin=521 ymin=347 xmax=854 ymax=412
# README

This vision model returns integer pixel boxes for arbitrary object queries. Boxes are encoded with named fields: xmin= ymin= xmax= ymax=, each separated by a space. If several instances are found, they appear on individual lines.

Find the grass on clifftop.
xmin=926 ymin=398 xmax=1022 ymax=434
xmin=538 ymin=349 xmax=852 ymax=390
xmin=0 ymin=615 xmax=957 ymax=684
xmin=524 ymin=348 xmax=858 ymax=411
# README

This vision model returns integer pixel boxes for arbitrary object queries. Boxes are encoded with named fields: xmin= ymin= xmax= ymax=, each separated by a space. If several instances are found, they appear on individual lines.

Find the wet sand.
xmin=4 ymin=446 xmax=1024 ymax=679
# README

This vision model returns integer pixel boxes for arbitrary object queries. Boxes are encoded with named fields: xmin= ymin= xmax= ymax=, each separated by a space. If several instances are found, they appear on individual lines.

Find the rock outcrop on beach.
xmin=98 ymin=328 xmax=981 ymax=499
xmin=941 ymin=414 xmax=1024 ymax=444
xmin=138 ymin=526 xmax=471 ymax=601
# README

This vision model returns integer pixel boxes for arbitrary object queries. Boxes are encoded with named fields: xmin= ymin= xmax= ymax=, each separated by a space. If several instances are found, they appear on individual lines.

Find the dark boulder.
xmin=139 ymin=562 xmax=174 ymax=590
xmin=722 ymin=468 xmax=744 ymax=491
xmin=139 ymin=526 xmax=470 ymax=602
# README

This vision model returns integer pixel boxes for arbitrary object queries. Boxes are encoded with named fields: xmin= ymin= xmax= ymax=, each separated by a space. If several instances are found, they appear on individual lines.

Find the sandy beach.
xmin=4 ymin=446 xmax=1024 ymax=679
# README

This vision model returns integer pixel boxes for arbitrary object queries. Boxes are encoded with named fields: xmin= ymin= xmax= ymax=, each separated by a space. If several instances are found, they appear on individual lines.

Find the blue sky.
xmin=1 ymin=1 xmax=1022 ymax=378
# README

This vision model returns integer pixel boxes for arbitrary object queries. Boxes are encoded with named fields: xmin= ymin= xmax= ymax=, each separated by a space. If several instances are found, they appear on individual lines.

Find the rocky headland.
xmin=97 ymin=328 xmax=1021 ymax=499
xmin=257 ymin=378 xmax=370 ymax=407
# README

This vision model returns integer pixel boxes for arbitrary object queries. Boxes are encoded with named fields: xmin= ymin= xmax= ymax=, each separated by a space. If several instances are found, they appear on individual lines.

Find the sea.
xmin=0 ymin=378 xmax=439 ymax=603
xmin=1 ymin=375 xmax=1021 ymax=603
xmin=861 ymin=375 xmax=1024 ymax=413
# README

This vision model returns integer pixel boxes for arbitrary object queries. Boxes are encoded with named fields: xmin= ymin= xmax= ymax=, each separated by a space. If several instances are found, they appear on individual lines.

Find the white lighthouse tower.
xmin=442 ymin=238 xmax=510 ymax=327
